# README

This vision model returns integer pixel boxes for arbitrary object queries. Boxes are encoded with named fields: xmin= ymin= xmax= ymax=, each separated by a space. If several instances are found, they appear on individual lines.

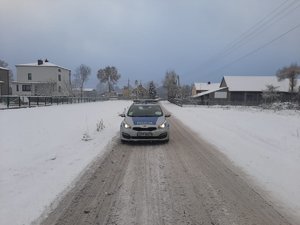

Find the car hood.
xmin=126 ymin=116 xmax=164 ymax=126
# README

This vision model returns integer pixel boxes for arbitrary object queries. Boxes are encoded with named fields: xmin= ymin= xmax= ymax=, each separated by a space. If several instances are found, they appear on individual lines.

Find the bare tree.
xmin=74 ymin=64 xmax=91 ymax=98
xmin=97 ymin=66 xmax=121 ymax=95
xmin=276 ymin=63 xmax=300 ymax=93
xmin=262 ymin=84 xmax=280 ymax=104
xmin=163 ymin=70 xmax=180 ymax=99
xmin=0 ymin=59 xmax=14 ymax=82
xmin=181 ymin=84 xmax=192 ymax=98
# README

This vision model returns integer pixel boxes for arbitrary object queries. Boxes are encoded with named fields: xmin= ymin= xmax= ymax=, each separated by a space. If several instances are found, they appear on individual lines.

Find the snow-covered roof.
xmin=194 ymin=82 xmax=220 ymax=91
xmin=83 ymin=88 xmax=95 ymax=92
xmin=222 ymin=76 xmax=300 ymax=92
xmin=72 ymin=88 xmax=95 ymax=92
xmin=0 ymin=66 xmax=9 ymax=71
xmin=192 ymin=87 xmax=227 ymax=98
xmin=16 ymin=61 xmax=70 ymax=71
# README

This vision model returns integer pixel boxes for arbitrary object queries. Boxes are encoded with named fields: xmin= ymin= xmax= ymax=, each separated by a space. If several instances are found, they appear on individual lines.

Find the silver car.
xmin=120 ymin=100 xmax=171 ymax=142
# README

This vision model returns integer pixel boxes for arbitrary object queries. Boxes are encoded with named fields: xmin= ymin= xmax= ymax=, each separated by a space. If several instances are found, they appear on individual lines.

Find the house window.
xmin=28 ymin=73 xmax=32 ymax=80
xmin=58 ymin=74 xmax=61 ymax=81
xmin=58 ymin=86 xmax=61 ymax=93
xmin=58 ymin=68 xmax=61 ymax=72
xmin=16 ymin=85 xmax=19 ymax=92
xmin=22 ymin=85 xmax=31 ymax=92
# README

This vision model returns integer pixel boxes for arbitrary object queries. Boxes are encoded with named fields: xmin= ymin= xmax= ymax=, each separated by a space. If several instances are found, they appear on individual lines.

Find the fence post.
xmin=19 ymin=97 xmax=21 ymax=108
xmin=6 ymin=96 xmax=10 ymax=108
xmin=29 ymin=97 xmax=31 ymax=108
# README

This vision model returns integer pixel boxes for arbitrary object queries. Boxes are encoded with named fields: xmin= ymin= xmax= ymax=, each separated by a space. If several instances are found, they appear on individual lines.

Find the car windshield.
xmin=127 ymin=104 xmax=163 ymax=117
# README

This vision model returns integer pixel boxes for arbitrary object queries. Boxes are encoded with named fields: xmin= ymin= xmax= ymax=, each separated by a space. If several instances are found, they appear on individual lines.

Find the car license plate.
xmin=137 ymin=132 xmax=152 ymax=137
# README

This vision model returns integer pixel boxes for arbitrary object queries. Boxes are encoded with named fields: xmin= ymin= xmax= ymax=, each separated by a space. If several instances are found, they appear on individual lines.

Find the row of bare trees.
xmin=73 ymin=65 xmax=121 ymax=97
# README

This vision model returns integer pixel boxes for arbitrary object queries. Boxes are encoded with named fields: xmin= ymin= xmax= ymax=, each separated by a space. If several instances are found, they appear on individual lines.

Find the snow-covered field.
xmin=0 ymin=101 xmax=131 ymax=225
xmin=1 ymin=100 xmax=300 ymax=225
xmin=162 ymin=102 xmax=300 ymax=222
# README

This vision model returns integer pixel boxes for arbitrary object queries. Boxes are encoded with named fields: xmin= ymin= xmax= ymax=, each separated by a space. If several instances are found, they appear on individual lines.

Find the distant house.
xmin=192 ymin=76 xmax=300 ymax=105
xmin=191 ymin=82 xmax=220 ymax=96
xmin=0 ymin=67 xmax=10 ymax=96
xmin=132 ymin=84 xmax=148 ymax=98
xmin=122 ymin=86 xmax=131 ymax=99
xmin=72 ymin=88 xmax=96 ymax=97
xmin=12 ymin=59 xmax=71 ymax=96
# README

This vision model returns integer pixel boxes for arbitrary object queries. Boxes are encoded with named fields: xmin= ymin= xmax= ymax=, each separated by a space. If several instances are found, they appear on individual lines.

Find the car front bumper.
xmin=120 ymin=126 xmax=169 ymax=142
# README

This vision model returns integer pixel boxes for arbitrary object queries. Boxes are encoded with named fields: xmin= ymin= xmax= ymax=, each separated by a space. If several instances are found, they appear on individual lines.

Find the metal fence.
xmin=0 ymin=95 xmax=109 ymax=109
xmin=169 ymin=96 xmax=300 ymax=107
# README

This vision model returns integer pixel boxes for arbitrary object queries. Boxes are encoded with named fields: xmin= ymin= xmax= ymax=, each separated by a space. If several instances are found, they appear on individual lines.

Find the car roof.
xmin=132 ymin=99 xmax=159 ymax=104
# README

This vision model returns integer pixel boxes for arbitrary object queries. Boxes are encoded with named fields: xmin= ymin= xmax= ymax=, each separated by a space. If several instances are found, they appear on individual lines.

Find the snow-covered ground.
xmin=162 ymin=102 xmax=300 ymax=222
xmin=0 ymin=101 xmax=131 ymax=225
xmin=1 ymin=100 xmax=300 ymax=225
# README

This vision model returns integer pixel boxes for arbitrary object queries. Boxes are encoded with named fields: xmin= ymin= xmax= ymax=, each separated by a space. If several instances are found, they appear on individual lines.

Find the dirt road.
xmin=40 ymin=117 xmax=293 ymax=225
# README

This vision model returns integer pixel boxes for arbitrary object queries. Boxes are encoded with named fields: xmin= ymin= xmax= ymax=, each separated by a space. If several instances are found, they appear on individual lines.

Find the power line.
xmin=212 ymin=0 xmax=292 ymax=59
xmin=206 ymin=22 xmax=300 ymax=76
xmin=211 ymin=0 xmax=300 ymax=62
xmin=187 ymin=0 xmax=300 ymax=76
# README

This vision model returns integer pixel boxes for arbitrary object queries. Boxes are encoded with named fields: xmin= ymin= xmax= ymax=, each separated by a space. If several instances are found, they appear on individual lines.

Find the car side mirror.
xmin=165 ymin=113 xmax=171 ymax=117
xmin=119 ymin=113 xmax=126 ymax=117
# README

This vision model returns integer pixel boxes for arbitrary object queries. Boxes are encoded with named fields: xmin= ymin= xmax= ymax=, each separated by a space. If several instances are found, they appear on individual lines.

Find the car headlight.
xmin=158 ymin=121 xmax=167 ymax=129
xmin=123 ymin=121 xmax=131 ymax=129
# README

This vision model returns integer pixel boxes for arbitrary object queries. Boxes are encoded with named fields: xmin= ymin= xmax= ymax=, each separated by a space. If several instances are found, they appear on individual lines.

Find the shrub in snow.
xmin=96 ymin=119 xmax=105 ymax=132
xmin=82 ymin=132 xmax=92 ymax=141
xmin=260 ymin=102 xmax=300 ymax=111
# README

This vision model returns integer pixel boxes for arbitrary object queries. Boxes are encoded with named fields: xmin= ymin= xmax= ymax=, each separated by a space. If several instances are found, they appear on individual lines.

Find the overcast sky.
xmin=1 ymin=0 xmax=300 ymax=88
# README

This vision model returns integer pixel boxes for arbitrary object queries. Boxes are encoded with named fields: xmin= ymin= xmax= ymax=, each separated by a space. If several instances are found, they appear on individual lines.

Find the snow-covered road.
xmin=1 ymin=101 xmax=300 ymax=225
xmin=162 ymin=102 xmax=300 ymax=223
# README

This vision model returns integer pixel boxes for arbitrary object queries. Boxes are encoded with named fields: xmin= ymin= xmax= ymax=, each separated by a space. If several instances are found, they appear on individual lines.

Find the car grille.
xmin=132 ymin=127 xmax=157 ymax=131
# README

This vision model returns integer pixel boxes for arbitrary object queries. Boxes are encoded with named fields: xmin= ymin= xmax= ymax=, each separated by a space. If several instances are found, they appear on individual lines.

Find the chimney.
xmin=45 ymin=59 xmax=49 ymax=63
xmin=37 ymin=59 xmax=43 ymax=65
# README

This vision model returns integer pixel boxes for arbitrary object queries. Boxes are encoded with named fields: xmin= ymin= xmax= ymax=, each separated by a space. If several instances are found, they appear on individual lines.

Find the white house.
xmin=12 ymin=59 xmax=71 ymax=96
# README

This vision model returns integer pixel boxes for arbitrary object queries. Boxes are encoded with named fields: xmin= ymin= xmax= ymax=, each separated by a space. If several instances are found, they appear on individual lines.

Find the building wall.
xmin=191 ymin=85 xmax=197 ymax=96
xmin=0 ymin=68 xmax=9 ymax=96
xmin=14 ymin=65 xmax=71 ymax=96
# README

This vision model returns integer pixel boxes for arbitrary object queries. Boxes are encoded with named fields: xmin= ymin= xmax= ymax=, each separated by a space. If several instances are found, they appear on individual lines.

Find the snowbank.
xmin=163 ymin=102 xmax=300 ymax=222
xmin=0 ymin=101 xmax=131 ymax=225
